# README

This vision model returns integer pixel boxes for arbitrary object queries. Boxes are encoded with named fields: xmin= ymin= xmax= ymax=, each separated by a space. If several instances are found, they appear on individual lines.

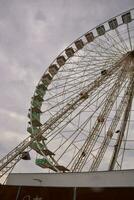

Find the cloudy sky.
xmin=0 ymin=0 xmax=134 ymax=176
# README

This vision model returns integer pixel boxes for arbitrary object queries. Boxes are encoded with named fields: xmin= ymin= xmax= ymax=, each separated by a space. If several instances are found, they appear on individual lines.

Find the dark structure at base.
xmin=0 ymin=185 xmax=134 ymax=200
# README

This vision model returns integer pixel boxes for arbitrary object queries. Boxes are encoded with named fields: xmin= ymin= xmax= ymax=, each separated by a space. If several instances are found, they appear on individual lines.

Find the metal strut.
xmin=89 ymin=77 xmax=134 ymax=171
xmin=109 ymin=78 xmax=134 ymax=170
xmin=71 ymin=70 xmax=126 ymax=172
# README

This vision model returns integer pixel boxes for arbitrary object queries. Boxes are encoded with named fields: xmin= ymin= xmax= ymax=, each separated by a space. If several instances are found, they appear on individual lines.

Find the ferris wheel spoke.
xmin=42 ymin=72 xmax=119 ymax=129
xmin=96 ymin=36 xmax=124 ymax=56
xmin=104 ymin=32 xmax=127 ymax=54
xmin=47 ymin=64 xmax=106 ymax=92
xmin=85 ymin=47 xmax=121 ymax=58
xmin=53 ymin=58 xmax=112 ymax=81
xmin=115 ymin=28 xmax=129 ymax=52
xmin=44 ymin=75 xmax=119 ymax=159
xmin=89 ymin=77 xmax=134 ymax=171
xmin=71 ymin=70 xmax=127 ymax=172
xmin=48 ymin=67 xmax=122 ymax=116
xmin=49 ymin=59 xmax=120 ymax=98
xmin=109 ymin=90 xmax=133 ymax=170
xmin=42 ymin=76 xmax=124 ymax=130
xmin=127 ymin=23 xmax=133 ymax=51
xmin=50 ymin=67 xmax=102 ymax=91
xmin=42 ymin=66 xmax=119 ymax=116
xmin=119 ymin=113 xmax=131 ymax=170
xmin=46 ymin=81 xmax=113 ymax=145
xmin=63 ymin=77 xmax=124 ymax=138
xmin=90 ymin=37 xmax=123 ymax=57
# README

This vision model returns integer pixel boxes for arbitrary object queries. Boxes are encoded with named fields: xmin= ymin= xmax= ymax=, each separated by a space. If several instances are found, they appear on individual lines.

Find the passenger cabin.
xmin=27 ymin=126 xmax=39 ymax=134
xmin=108 ymin=18 xmax=118 ymax=30
xmin=36 ymin=158 xmax=57 ymax=171
xmin=85 ymin=32 xmax=94 ymax=43
xmin=75 ymin=39 xmax=84 ymax=50
xmin=30 ymin=142 xmax=54 ymax=156
xmin=96 ymin=25 xmax=105 ymax=36
xmin=65 ymin=47 xmax=75 ymax=58
xmin=122 ymin=12 xmax=132 ymax=24
xmin=49 ymin=64 xmax=59 ymax=76
xmin=31 ymin=119 xmax=42 ymax=127
xmin=28 ymin=114 xmax=42 ymax=127
xmin=34 ymin=135 xmax=47 ymax=142
xmin=107 ymin=130 xmax=113 ymax=137
xmin=30 ymin=142 xmax=44 ymax=154
xmin=80 ymin=92 xmax=89 ymax=99
xmin=31 ymin=94 xmax=43 ymax=109
xmin=30 ymin=133 xmax=46 ymax=142
xmin=28 ymin=111 xmax=40 ymax=121
xmin=33 ymin=95 xmax=44 ymax=102
xmin=57 ymin=56 xmax=66 ymax=66
xmin=101 ymin=69 xmax=107 ymax=76
xmin=31 ymin=97 xmax=42 ymax=109
xmin=94 ymin=80 xmax=100 ymax=87
xmin=36 ymin=84 xmax=47 ymax=97
xmin=97 ymin=116 xmax=104 ymax=123
xmin=67 ymin=103 xmax=75 ymax=110
xmin=42 ymin=73 xmax=52 ymax=86
xmin=31 ymin=107 xmax=42 ymax=113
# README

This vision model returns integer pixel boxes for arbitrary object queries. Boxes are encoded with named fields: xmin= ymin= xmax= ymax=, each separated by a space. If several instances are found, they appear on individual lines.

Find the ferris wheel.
xmin=0 ymin=8 xmax=134 ymax=179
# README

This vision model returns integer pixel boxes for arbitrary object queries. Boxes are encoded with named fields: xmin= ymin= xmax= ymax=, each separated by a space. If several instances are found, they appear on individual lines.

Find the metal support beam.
xmin=89 ymin=77 xmax=134 ymax=171
xmin=71 ymin=70 xmax=126 ymax=172
xmin=109 ymin=79 xmax=134 ymax=170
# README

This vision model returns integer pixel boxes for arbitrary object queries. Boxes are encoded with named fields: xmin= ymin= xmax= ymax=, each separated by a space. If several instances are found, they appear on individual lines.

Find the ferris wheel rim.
xmin=33 ymin=8 xmax=134 ymax=89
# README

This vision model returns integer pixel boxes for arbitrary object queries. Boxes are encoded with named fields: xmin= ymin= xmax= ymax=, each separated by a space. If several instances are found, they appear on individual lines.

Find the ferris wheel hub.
xmin=129 ymin=50 xmax=134 ymax=58
xmin=121 ymin=51 xmax=134 ymax=75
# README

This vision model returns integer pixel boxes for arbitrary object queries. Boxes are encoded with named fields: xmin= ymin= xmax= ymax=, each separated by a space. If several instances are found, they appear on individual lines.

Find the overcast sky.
xmin=0 ymin=0 xmax=134 ymax=175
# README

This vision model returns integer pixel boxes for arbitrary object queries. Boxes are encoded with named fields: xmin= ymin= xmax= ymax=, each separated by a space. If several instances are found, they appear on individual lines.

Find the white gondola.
xmin=75 ymin=39 xmax=84 ymax=50
xmin=42 ymin=73 xmax=52 ymax=85
xmin=49 ymin=64 xmax=59 ymax=76
xmin=65 ymin=47 xmax=74 ymax=58
xmin=57 ymin=56 xmax=66 ymax=66
xmin=85 ymin=32 xmax=94 ymax=42
xmin=35 ymin=84 xmax=47 ymax=97
xmin=122 ymin=12 xmax=132 ymax=24
xmin=108 ymin=18 xmax=118 ymax=30
xmin=96 ymin=25 xmax=105 ymax=36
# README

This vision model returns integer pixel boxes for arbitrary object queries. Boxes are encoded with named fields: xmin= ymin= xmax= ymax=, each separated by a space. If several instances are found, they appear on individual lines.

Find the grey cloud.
xmin=35 ymin=10 xmax=47 ymax=22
